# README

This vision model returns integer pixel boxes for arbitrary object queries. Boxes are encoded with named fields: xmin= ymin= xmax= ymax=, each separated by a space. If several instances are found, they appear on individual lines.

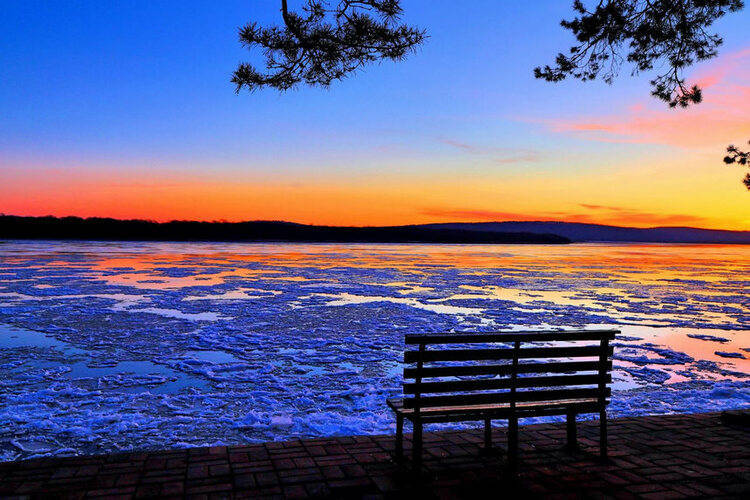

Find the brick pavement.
xmin=0 ymin=410 xmax=748 ymax=499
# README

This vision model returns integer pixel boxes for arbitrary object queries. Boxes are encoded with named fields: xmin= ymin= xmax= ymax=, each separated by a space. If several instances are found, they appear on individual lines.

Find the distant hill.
xmin=420 ymin=221 xmax=750 ymax=244
xmin=5 ymin=216 xmax=747 ymax=244
xmin=0 ymin=216 xmax=569 ymax=244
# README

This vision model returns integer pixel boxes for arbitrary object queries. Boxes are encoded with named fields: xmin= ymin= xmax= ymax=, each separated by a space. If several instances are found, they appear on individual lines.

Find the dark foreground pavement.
xmin=1 ymin=410 xmax=748 ymax=499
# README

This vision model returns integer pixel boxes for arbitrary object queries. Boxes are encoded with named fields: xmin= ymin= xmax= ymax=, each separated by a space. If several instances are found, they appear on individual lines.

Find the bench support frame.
xmin=566 ymin=412 xmax=578 ymax=450
xmin=390 ymin=329 xmax=616 ymax=470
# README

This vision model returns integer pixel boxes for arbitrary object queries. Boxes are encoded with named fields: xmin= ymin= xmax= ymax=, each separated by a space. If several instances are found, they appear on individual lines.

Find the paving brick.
xmin=271 ymin=458 xmax=295 ymax=470
xmin=640 ymin=491 xmax=687 ymax=500
xmin=320 ymin=465 xmax=346 ymax=480
xmin=134 ymin=483 xmax=162 ymax=498
xmin=185 ymin=481 xmax=232 ymax=495
xmin=626 ymin=483 xmax=669 ymax=494
xmin=85 ymin=486 xmax=136 ymax=497
xmin=208 ymin=464 xmax=230 ymax=477
xmin=341 ymin=463 xmax=367 ymax=477
xmin=254 ymin=471 xmax=279 ymax=487
xmin=187 ymin=465 xmax=209 ymax=479
xmin=304 ymin=445 xmax=326 ymax=457
xmin=0 ymin=410 xmax=747 ymax=499
xmin=233 ymin=473 xmax=256 ymax=490
xmin=327 ymin=477 xmax=373 ymax=490
xmin=115 ymin=472 xmax=139 ymax=486
xmin=282 ymin=484 xmax=308 ymax=498
xmin=161 ymin=480 xmax=184 ymax=495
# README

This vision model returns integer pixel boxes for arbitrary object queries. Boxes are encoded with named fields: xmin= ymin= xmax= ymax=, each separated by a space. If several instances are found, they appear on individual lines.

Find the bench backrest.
xmin=402 ymin=329 xmax=617 ymax=413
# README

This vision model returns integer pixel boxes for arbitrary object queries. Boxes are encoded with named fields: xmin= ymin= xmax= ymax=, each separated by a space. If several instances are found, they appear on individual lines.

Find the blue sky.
xmin=2 ymin=1 xmax=749 ymax=227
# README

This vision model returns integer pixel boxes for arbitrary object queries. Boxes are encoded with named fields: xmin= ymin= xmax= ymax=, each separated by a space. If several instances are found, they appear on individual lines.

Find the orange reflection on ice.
xmin=6 ymin=242 xmax=748 ymax=289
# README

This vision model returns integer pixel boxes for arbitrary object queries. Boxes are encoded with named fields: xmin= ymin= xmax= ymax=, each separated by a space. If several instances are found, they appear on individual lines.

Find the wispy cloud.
xmin=579 ymin=203 xmax=623 ymax=211
xmin=537 ymin=47 xmax=750 ymax=147
xmin=572 ymin=204 xmax=709 ymax=226
xmin=438 ymin=138 xmax=483 ymax=153
xmin=421 ymin=208 xmax=542 ymax=221
xmin=437 ymin=138 xmax=542 ymax=164
xmin=422 ymin=204 xmax=711 ymax=227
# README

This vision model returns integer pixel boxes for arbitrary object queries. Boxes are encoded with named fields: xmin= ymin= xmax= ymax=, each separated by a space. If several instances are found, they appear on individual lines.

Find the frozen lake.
xmin=0 ymin=240 xmax=748 ymax=461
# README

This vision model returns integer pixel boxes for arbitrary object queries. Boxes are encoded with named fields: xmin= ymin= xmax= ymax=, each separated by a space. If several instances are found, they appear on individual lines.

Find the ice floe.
xmin=0 ymin=240 xmax=747 ymax=461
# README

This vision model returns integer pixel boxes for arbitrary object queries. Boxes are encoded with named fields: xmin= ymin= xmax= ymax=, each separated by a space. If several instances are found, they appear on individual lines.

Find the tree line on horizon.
xmin=0 ymin=215 xmax=570 ymax=244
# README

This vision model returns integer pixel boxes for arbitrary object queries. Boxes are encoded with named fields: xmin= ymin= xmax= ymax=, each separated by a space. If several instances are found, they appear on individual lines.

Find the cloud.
xmin=422 ymin=205 xmax=711 ymax=227
xmin=438 ymin=138 xmax=483 ymax=153
xmin=579 ymin=203 xmax=624 ymax=211
xmin=575 ymin=203 xmax=709 ymax=225
xmin=538 ymin=47 xmax=750 ymax=147
xmin=569 ymin=212 xmax=707 ymax=226
xmin=437 ymin=138 xmax=542 ymax=164
xmin=421 ymin=208 xmax=543 ymax=221
xmin=100 ymin=181 xmax=185 ymax=189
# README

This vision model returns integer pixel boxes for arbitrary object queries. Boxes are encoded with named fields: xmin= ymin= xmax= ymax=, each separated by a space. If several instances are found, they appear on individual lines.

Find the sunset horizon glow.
xmin=2 ymin=1 xmax=749 ymax=231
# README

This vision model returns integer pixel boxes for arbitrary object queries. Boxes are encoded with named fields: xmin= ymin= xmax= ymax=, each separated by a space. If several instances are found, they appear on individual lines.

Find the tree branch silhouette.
xmin=535 ymin=0 xmax=747 ymax=189
xmin=724 ymin=141 xmax=750 ymax=189
xmin=534 ymin=0 xmax=743 ymax=107
xmin=232 ymin=0 xmax=425 ymax=92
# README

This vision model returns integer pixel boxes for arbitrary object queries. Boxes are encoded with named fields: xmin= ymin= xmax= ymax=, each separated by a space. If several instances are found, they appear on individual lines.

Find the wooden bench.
xmin=387 ymin=329 xmax=617 ymax=469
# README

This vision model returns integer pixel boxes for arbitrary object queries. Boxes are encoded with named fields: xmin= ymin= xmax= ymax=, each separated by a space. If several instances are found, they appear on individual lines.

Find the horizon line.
xmin=2 ymin=213 xmax=748 ymax=233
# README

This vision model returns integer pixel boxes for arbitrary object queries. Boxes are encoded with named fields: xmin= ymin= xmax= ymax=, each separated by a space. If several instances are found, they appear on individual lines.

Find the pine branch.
xmin=534 ymin=0 xmax=744 ymax=107
xmin=233 ymin=0 xmax=426 ymax=92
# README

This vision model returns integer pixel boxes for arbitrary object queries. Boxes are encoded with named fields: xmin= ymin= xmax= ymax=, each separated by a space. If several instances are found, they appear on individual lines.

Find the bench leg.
xmin=395 ymin=414 xmax=404 ymax=461
xmin=566 ymin=412 xmax=577 ymax=451
xmin=507 ymin=416 xmax=518 ymax=471
xmin=600 ymin=409 xmax=608 ymax=461
xmin=484 ymin=417 xmax=492 ymax=449
xmin=412 ymin=419 xmax=423 ymax=470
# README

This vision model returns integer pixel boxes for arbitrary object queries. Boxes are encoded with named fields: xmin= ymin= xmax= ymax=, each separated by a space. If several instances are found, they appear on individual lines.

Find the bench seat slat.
xmin=402 ymin=387 xmax=610 ymax=409
xmin=414 ymin=403 xmax=606 ymax=423
xmin=389 ymin=397 xmax=602 ymax=412
xmin=403 ymin=373 xmax=610 ymax=394
xmin=403 ymin=360 xmax=611 ymax=379
xmin=404 ymin=345 xmax=613 ymax=363
xmin=388 ymin=397 xmax=606 ymax=422
xmin=405 ymin=329 xmax=618 ymax=345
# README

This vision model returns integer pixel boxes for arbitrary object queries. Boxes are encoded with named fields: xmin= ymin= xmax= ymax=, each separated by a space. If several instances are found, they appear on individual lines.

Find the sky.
xmin=2 ymin=1 xmax=750 ymax=229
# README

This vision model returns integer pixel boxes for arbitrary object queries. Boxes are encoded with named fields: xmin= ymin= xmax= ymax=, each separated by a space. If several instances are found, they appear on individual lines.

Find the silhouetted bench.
xmin=388 ymin=329 xmax=617 ymax=469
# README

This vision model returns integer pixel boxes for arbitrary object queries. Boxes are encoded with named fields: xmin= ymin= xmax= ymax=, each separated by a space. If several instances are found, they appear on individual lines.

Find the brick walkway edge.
xmin=0 ymin=410 xmax=748 ymax=499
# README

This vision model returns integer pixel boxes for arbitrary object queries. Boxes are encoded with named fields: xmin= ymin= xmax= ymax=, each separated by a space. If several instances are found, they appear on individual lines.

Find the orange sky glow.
xmin=3 ymin=154 xmax=750 ymax=229
xmin=3 ymin=48 xmax=749 ymax=230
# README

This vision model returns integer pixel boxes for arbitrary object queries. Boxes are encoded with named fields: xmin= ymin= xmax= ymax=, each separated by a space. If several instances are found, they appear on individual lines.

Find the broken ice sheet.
xmin=0 ymin=240 xmax=748 ymax=461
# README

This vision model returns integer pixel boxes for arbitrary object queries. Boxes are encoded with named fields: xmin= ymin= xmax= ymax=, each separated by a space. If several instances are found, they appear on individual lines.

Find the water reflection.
xmin=0 ymin=240 xmax=747 ymax=461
